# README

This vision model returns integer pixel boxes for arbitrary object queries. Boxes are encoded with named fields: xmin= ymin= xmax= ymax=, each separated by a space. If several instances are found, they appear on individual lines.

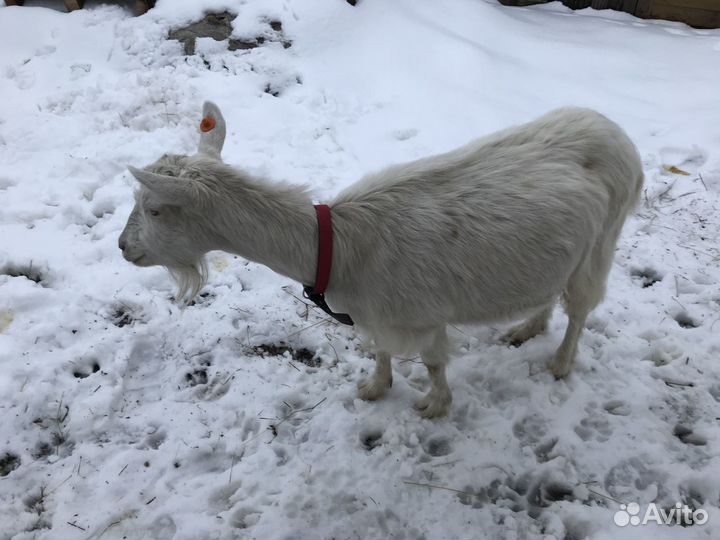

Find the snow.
xmin=1 ymin=0 xmax=719 ymax=538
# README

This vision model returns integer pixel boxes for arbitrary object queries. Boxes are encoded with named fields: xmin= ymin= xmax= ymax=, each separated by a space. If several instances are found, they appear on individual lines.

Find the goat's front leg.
xmin=415 ymin=328 xmax=452 ymax=419
xmin=357 ymin=351 xmax=392 ymax=401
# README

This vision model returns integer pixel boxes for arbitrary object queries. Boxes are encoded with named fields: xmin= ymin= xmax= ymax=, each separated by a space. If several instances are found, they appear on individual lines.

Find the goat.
xmin=119 ymin=102 xmax=643 ymax=418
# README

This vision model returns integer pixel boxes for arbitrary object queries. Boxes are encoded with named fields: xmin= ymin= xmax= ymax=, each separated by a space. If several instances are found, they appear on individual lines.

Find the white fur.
xmin=119 ymin=102 xmax=643 ymax=418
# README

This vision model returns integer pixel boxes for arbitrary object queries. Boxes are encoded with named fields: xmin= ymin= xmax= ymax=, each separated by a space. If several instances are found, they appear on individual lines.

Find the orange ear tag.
xmin=200 ymin=117 xmax=216 ymax=132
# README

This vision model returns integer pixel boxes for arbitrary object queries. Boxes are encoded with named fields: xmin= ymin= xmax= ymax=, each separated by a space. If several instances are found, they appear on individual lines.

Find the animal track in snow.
xmin=252 ymin=343 xmax=320 ymax=368
xmin=1 ymin=262 xmax=46 ymax=286
xmin=240 ymin=415 xmax=261 ymax=441
xmin=147 ymin=515 xmax=177 ymax=538
xmin=603 ymin=399 xmax=631 ymax=416
xmin=630 ymin=266 xmax=663 ymax=288
xmin=70 ymin=358 xmax=101 ymax=379
xmin=512 ymin=413 xmax=561 ymax=462
xmin=359 ymin=427 xmax=384 ymax=451
xmin=457 ymin=471 xmax=578 ymax=520
xmin=187 ymin=291 xmax=216 ymax=307
xmin=185 ymin=368 xmax=209 ymax=387
xmin=230 ymin=506 xmax=263 ymax=529
xmin=422 ymin=435 xmax=453 ymax=457
xmin=139 ymin=427 xmax=167 ymax=450
xmin=0 ymin=177 xmax=16 ymax=190
xmin=673 ymin=424 xmax=707 ymax=446
xmin=673 ymin=311 xmax=700 ymax=329
xmin=4 ymin=66 xmax=36 ymax=90
xmin=604 ymin=456 xmax=670 ymax=501
xmin=533 ymin=437 xmax=559 ymax=463
xmin=0 ymin=452 xmax=20 ymax=477
xmin=512 ymin=413 xmax=549 ymax=447
xmin=193 ymin=373 xmax=231 ymax=401
xmin=106 ymin=303 xmax=141 ymax=328
xmin=574 ymin=403 xmax=612 ymax=442
xmin=393 ymin=128 xmax=419 ymax=141
xmin=208 ymin=481 xmax=243 ymax=512
xmin=457 ymin=477 xmax=524 ymax=512
xmin=34 ymin=45 xmax=57 ymax=57
xmin=273 ymin=446 xmax=290 ymax=466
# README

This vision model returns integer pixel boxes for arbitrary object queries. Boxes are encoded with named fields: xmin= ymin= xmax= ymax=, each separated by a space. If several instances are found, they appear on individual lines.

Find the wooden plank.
xmin=497 ymin=1 xmax=551 ymax=5
xmin=654 ymin=0 xmax=720 ymax=10
xmin=644 ymin=1 xmax=720 ymax=27
xmin=64 ymin=0 xmax=84 ymax=10
xmin=563 ymin=0 xmax=635 ymax=12
xmin=597 ymin=0 xmax=630 ymax=9
xmin=498 ymin=0 xmax=720 ymax=27
xmin=634 ymin=0 xmax=654 ymax=17
xmin=561 ymin=0 xmax=593 ymax=8
xmin=562 ymin=0 xmax=633 ymax=9
xmin=621 ymin=0 xmax=639 ymax=12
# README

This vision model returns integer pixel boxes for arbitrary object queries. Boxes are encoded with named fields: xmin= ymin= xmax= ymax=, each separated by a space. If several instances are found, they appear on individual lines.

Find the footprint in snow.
xmin=512 ymin=413 xmax=549 ymax=446
xmin=192 ymin=373 xmax=231 ymax=401
xmin=673 ymin=424 xmax=707 ymax=446
xmin=139 ymin=427 xmax=167 ymax=450
xmin=604 ymin=456 xmax=669 ymax=501
xmin=9 ymin=67 xmax=36 ymax=90
xmin=34 ymin=45 xmax=57 ymax=56
xmin=393 ymin=128 xmax=419 ymax=141
xmin=673 ymin=311 xmax=700 ymax=329
xmin=603 ymin=399 xmax=631 ymax=416
xmin=513 ymin=413 xmax=560 ymax=462
xmin=360 ymin=428 xmax=383 ymax=451
xmin=230 ymin=506 xmax=263 ymax=529
xmin=70 ymin=359 xmax=101 ymax=379
xmin=630 ymin=266 xmax=663 ymax=288
xmin=573 ymin=403 xmax=612 ymax=442
xmin=422 ymin=435 xmax=453 ymax=457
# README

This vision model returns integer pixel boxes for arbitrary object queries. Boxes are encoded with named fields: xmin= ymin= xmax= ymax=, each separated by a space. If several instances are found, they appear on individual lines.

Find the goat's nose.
xmin=118 ymin=239 xmax=127 ymax=252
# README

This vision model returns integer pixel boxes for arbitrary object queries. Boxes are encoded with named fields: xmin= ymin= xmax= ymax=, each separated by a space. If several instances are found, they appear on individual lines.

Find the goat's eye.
xmin=149 ymin=209 xmax=161 ymax=217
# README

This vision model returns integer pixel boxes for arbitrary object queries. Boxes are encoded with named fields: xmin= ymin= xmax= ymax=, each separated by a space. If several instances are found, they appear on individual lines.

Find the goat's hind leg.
xmin=502 ymin=303 xmax=554 ymax=347
xmin=548 ymin=302 xmax=590 ymax=379
xmin=357 ymin=351 xmax=392 ymax=401
xmin=549 ymin=233 xmax=616 ymax=378
xmin=415 ymin=328 xmax=452 ymax=419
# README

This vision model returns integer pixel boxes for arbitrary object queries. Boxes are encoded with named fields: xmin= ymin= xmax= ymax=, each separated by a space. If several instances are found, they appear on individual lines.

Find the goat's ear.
xmin=128 ymin=166 xmax=197 ymax=206
xmin=197 ymin=101 xmax=226 ymax=159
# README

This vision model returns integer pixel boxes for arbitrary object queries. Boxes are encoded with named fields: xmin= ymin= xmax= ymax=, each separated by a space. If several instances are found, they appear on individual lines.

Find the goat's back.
xmin=329 ymin=108 xmax=642 ymax=343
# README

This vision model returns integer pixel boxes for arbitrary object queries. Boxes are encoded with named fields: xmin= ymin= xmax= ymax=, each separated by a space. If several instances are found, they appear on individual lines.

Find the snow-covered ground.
xmin=1 ymin=0 xmax=720 ymax=538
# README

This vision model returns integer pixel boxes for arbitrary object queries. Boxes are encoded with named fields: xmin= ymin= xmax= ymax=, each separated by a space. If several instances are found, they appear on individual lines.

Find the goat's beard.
xmin=167 ymin=258 xmax=208 ymax=304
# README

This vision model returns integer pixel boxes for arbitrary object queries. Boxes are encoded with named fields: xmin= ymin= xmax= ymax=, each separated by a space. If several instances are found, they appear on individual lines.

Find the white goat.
xmin=119 ymin=102 xmax=643 ymax=418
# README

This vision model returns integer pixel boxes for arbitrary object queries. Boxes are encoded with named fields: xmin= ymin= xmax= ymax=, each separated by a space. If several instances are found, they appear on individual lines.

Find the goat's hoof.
xmin=548 ymin=358 xmax=573 ymax=379
xmin=357 ymin=376 xmax=391 ymax=401
xmin=414 ymin=390 xmax=452 ymax=419
xmin=502 ymin=325 xmax=541 ymax=347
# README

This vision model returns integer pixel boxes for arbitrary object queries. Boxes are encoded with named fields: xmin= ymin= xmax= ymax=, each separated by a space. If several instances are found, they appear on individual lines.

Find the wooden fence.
xmin=499 ymin=0 xmax=720 ymax=28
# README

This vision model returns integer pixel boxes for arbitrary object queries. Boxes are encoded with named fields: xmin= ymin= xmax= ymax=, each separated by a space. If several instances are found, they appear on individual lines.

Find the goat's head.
xmin=118 ymin=101 xmax=227 ymax=301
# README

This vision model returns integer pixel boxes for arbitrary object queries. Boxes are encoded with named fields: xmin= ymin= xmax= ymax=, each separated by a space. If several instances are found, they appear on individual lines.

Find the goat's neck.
xmin=210 ymin=179 xmax=318 ymax=286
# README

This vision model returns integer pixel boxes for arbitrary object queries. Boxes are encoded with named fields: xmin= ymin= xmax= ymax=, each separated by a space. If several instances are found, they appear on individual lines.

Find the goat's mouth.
xmin=124 ymin=253 xmax=150 ymax=266
xmin=132 ymin=255 xmax=153 ymax=267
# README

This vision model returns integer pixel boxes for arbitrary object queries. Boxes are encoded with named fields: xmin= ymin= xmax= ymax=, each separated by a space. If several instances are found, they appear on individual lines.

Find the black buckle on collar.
xmin=303 ymin=286 xmax=354 ymax=326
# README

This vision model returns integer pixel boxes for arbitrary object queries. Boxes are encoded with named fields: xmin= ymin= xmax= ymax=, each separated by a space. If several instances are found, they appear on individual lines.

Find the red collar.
xmin=303 ymin=204 xmax=354 ymax=325
xmin=312 ymin=204 xmax=333 ymax=295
